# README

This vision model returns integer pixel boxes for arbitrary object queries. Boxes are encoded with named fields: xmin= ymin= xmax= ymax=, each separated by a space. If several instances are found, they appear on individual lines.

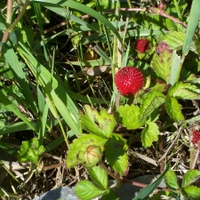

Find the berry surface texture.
xmin=136 ymin=39 xmax=150 ymax=53
xmin=114 ymin=66 xmax=144 ymax=96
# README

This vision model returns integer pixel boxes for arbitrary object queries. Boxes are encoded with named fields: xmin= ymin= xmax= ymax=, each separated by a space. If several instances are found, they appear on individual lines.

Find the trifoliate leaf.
xmin=75 ymin=180 xmax=106 ymax=200
xmin=81 ymin=105 xmax=116 ymax=138
xmin=141 ymin=122 xmax=159 ymax=148
xmin=18 ymin=138 xmax=45 ymax=163
xmin=168 ymin=82 xmax=200 ymax=99
xmin=105 ymin=134 xmax=128 ymax=175
xmin=89 ymin=166 xmax=108 ymax=190
xmin=117 ymin=104 xmax=143 ymax=130
xmin=165 ymin=170 xmax=180 ymax=190
xmin=182 ymin=170 xmax=200 ymax=188
xmin=66 ymin=134 xmax=106 ymax=168
xmin=165 ymin=97 xmax=184 ymax=122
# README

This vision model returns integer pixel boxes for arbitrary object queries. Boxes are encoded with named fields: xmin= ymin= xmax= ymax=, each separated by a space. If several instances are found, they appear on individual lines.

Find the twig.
xmin=158 ymin=126 xmax=182 ymax=163
xmin=148 ymin=7 xmax=187 ymax=27
xmin=191 ymin=147 xmax=200 ymax=169
xmin=99 ymin=161 xmax=121 ymax=181
xmin=0 ymin=0 xmax=30 ymax=55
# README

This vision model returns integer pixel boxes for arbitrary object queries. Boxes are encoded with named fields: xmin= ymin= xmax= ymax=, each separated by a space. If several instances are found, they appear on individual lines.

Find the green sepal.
xmin=66 ymin=134 xmax=106 ymax=168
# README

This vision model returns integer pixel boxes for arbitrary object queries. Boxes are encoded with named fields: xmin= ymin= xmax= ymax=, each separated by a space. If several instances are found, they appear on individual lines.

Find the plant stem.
xmin=8 ymin=0 xmax=30 ymax=31
xmin=99 ymin=161 xmax=121 ymax=181
xmin=6 ymin=0 xmax=13 ymax=24
xmin=0 ymin=0 xmax=30 ymax=55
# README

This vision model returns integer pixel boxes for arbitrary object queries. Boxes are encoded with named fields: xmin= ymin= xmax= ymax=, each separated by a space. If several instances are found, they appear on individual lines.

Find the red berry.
xmin=156 ymin=41 xmax=172 ymax=54
xmin=192 ymin=130 xmax=200 ymax=144
xmin=114 ymin=67 xmax=144 ymax=96
xmin=136 ymin=39 xmax=150 ymax=53
xmin=157 ymin=2 xmax=165 ymax=10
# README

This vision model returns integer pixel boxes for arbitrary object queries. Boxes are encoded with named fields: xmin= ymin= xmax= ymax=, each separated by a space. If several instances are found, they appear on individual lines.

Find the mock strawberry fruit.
xmin=136 ymin=39 xmax=150 ymax=53
xmin=156 ymin=41 xmax=172 ymax=54
xmin=192 ymin=130 xmax=200 ymax=144
xmin=114 ymin=66 xmax=144 ymax=96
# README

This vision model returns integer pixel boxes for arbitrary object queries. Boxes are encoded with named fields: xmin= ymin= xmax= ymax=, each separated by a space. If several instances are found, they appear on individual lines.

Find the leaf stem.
xmin=99 ymin=161 xmax=121 ymax=181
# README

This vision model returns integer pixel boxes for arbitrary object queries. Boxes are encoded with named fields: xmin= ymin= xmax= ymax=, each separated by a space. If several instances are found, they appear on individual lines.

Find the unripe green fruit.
xmin=83 ymin=145 xmax=102 ymax=168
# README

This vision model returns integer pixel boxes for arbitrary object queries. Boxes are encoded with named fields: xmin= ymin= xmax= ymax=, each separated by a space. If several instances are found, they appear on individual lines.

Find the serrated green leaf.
xmin=81 ymin=105 xmax=116 ymax=138
xmin=101 ymin=189 xmax=119 ymax=200
xmin=18 ymin=138 xmax=45 ymax=163
xmin=84 ymin=105 xmax=99 ymax=122
xmin=80 ymin=113 xmax=104 ymax=137
xmin=75 ymin=180 xmax=106 ymax=200
xmin=168 ymin=82 xmax=200 ymax=99
xmin=66 ymin=134 xmax=106 ymax=168
xmin=150 ymin=50 xmax=172 ymax=83
xmin=182 ymin=185 xmax=200 ymax=199
xmin=141 ymin=122 xmax=159 ymax=148
xmin=140 ymin=91 xmax=165 ymax=121
xmin=165 ymin=170 xmax=180 ymax=190
xmin=89 ymin=166 xmax=108 ymax=190
xmin=182 ymin=170 xmax=200 ymax=188
xmin=117 ymin=105 xmax=143 ymax=130
xmin=165 ymin=97 xmax=184 ymax=122
xmin=105 ymin=134 xmax=128 ymax=175
xmin=163 ymin=31 xmax=185 ymax=50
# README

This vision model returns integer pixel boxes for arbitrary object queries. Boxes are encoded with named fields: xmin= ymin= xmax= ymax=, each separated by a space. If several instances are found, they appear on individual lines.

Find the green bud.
xmin=83 ymin=145 xmax=102 ymax=168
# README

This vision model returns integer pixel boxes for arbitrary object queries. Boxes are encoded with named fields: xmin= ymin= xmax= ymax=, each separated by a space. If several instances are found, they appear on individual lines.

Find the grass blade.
xmin=32 ymin=0 xmax=122 ymax=44
xmin=0 ymin=90 xmax=36 ymax=132
xmin=133 ymin=163 xmax=170 ymax=200
xmin=17 ymin=42 xmax=81 ymax=136
xmin=4 ymin=49 xmax=38 ymax=115
xmin=182 ymin=0 xmax=200 ymax=56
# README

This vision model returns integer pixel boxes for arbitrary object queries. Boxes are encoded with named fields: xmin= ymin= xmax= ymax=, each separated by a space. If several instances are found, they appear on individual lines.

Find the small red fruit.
xmin=157 ymin=2 xmax=165 ymax=10
xmin=114 ymin=66 xmax=144 ymax=96
xmin=192 ymin=130 xmax=200 ymax=144
xmin=136 ymin=39 xmax=150 ymax=53
xmin=156 ymin=41 xmax=172 ymax=54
